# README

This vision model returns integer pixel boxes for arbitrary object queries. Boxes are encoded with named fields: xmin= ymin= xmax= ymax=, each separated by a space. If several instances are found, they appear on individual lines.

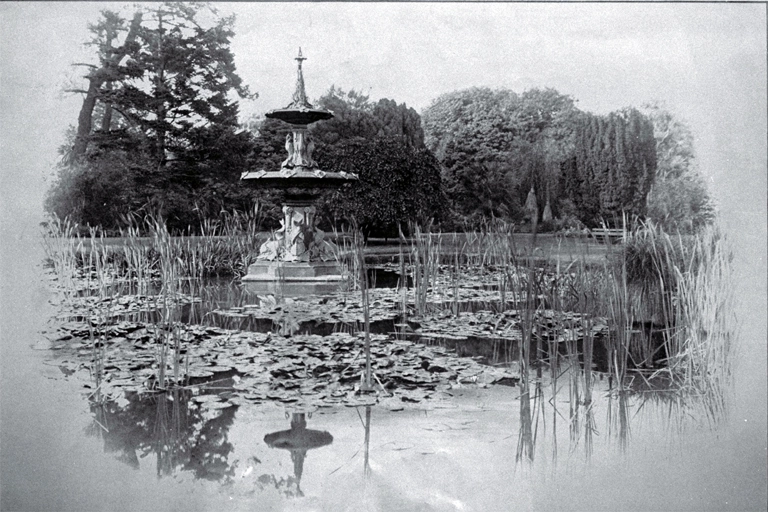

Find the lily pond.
xmin=2 ymin=226 xmax=766 ymax=511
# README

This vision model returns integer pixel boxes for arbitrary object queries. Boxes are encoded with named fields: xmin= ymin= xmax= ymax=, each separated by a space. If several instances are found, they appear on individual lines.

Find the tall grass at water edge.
xmin=43 ymin=208 xmax=265 ymax=284
xmin=628 ymin=221 xmax=736 ymax=421
xmin=43 ymin=210 xmax=265 ymax=391
xmin=399 ymin=219 xmax=736 ymax=408
xmin=429 ymin=218 xmax=736 ymax=463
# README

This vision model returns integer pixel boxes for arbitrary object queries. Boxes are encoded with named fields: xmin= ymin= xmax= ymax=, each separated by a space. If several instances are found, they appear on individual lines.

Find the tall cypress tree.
xmin=570 ymin=109 xmax=656 ymax=226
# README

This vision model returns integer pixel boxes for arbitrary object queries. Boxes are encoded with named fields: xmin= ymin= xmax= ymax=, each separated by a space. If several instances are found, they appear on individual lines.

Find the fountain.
xmin=263 ymin=412 xmax=333 ymax=497
xmin=241 ymin=49 xmax=358 ymax=294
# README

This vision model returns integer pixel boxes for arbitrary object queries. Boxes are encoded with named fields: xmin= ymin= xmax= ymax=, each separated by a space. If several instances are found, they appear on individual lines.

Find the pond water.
xmin=1 ymin=223 xmax=766 ymax=511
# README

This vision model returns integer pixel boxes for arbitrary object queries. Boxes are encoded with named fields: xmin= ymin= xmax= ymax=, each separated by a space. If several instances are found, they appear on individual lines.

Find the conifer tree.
xmin=47 ymin=3 xmax=257 ymax=231
xmin=568 ymin=109 xmax=656 ymax=226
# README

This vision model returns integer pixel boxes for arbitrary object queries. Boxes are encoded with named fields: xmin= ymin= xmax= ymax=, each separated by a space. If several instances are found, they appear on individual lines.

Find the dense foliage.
xmin=642 ymin=103 xmax=715 ymax=233
xmin=315 ymin=137 xmax=446 ymax=237
xmin=423 ymin=88 xmax=663 ymax=229
xmin=313 ymin=88 xmax=443 ymax=235
xmin=422 ymin=87 xmax=583 ymax=226
xmin=46 ymin=6 xmax=709 ymax=235
xmin=562 ymin=108 xmax=657 ymax=227
xmin=310 ymin=87 xmax=425 ymax=148
xmin=46 ymin=3 xmax=259 ymax=233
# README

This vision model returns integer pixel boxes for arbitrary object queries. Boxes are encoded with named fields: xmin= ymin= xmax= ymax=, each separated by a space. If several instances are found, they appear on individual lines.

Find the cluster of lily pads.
xmin=43 ymin=262 xmax=613 ymax=410
xmin=45 ymin=318 xmax=519 ymax=409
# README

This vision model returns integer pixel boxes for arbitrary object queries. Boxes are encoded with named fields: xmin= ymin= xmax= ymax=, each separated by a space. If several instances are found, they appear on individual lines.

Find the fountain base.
xmin=243 ymin=260 xmax=346 ymax=281
xmin=242 ymin=261 xmax=347 ymax=296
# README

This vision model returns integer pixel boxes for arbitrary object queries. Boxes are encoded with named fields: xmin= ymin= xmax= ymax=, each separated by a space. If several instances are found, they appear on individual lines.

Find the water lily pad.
xmin=200 ymin=400 xmax=234 ymax=410
xmin=206 ymin=365 xmax=235 ymax=373
xmin=187 ymin=368 xmax=214 ymax=378
xmin=192 ymin=394 xmax=224 ymax=403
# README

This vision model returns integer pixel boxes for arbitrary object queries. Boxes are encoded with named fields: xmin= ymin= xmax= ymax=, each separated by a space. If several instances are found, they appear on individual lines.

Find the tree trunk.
xmin=100 ymin=82 xmax=113 ymax=131
xmin=71 ymin=11 xmax=143 ymax=162
xmin=72 ymin=78 xmax=100 ymax=160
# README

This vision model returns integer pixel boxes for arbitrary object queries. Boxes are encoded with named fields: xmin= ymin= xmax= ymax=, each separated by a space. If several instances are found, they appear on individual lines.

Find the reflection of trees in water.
xmin=87 ymin=389 xmax=237 ymax=482
xmin=261 ymin=412 xmax=333 ymax=498
xmin=517 ymin=358 xmax=727 ymax=467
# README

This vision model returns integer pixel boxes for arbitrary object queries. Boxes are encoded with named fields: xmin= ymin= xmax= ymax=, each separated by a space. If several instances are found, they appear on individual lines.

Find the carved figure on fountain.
xmin=256 ymin=219 xmax=286 ymax=261
xmin=256 ymin=205 xmax=338 ymax=263
xmin=309 ymin=230 xmax=339 ymax=262
xmin=281 ymin=134 xmax=295 ymax=169
xmin=280 ymin=130 xmax=319 ymax=170
xmin=283 ymin=206 xmax=310 ymax=262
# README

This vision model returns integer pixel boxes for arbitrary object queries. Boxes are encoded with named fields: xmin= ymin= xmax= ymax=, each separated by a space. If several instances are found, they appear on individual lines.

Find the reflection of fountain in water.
xmin=263 ymin=411 xmax=333 ymax=497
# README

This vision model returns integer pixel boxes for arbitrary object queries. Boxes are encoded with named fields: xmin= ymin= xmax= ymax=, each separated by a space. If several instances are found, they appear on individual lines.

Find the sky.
xmin=1 ymin=2 xmax=766 ymax=244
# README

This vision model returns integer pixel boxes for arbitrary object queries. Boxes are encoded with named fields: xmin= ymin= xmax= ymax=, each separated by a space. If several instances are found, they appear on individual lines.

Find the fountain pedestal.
xmin=240 ymin=49 xmax=357 ymax=295
xmin=241 ymin=262 xmax=344 ymax=295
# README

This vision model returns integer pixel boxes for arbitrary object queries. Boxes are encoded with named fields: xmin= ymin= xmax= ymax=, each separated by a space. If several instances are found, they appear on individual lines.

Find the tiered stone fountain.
xmin=263 ymin=412 xmax=333 ymax=496
xmin=241 ymin=49 xmax=357 ymax=294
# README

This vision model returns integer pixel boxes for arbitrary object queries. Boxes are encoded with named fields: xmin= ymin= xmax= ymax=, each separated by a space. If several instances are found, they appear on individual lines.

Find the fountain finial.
xmin=288 ymin=47 xmax=312 ymax=110
xmin=266 ymin=49 xmax=333 ymax=125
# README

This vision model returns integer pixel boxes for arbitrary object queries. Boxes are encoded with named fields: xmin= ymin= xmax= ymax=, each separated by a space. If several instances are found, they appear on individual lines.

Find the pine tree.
xmin=47 ymin=3 xmax=257 ymax=231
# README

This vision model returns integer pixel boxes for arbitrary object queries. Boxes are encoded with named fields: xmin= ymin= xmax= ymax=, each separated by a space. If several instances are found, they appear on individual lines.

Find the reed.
xmin=608 ymin=220 xmax=737 ymax=396
xmin=456 ymin=218 xmax=518 ymax=268
xmin=46 ymin=207 xmax=266 ymax=285
xmin=399 ymin=226 xmax=409 ymax=319
xmin=148 ymin=216 xmax=186 ymax=390
xmin=80 ymin=225 xmax=132 ymax=400
xmin=409 ymin=221 xmax=441 ymax=317
xmin=41 ymin=215 xmax=84 ymax=301
xmin=439 ymin=217 xmax=735 ymax=462
xmin=329 ymin=226 xmax=359 ymax=291
xmin=355 ymin=228 xmax=374 ymax=391
xmin=661 ymin=225 xmax=736 ymax=400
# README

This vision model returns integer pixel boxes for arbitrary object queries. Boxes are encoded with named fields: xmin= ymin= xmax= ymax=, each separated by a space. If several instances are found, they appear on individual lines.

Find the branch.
xmin=109 ymin=105 xmax=142 ymax=130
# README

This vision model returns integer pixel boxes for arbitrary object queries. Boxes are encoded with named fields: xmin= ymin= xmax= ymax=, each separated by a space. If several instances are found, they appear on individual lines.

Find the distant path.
xmin=364 ymin=232 xmax=613 ymax=266
xmin=76 ymin=232 xmax=614 ymax=266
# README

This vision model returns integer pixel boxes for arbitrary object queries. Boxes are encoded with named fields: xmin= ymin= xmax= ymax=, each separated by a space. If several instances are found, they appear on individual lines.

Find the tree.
xmin=103 ymin=3 xmax=254 ymax=165
xmin=422 ymin=87 xmax=582 ymax=224
xmin=309 ymin=87 xmax=425 ymax=148
xmin=68 ymin=10 xmax=144 ymax=163
xmin=642 ymin=103 xmax=715 ymax=232
xmin=47 ymin=3 xmax=258 ymax=232
xmin=371 ymin=98 xmax=424 ymax=147
xmin=565 ymin=109 xmax=657 ymax=227
xmin=315 ymin=138 xmax=446 ymax=237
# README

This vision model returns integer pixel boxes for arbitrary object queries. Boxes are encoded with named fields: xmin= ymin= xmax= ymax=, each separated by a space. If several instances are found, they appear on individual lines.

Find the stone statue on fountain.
xmin=257 ymin=205 xmax=337 ymax=263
